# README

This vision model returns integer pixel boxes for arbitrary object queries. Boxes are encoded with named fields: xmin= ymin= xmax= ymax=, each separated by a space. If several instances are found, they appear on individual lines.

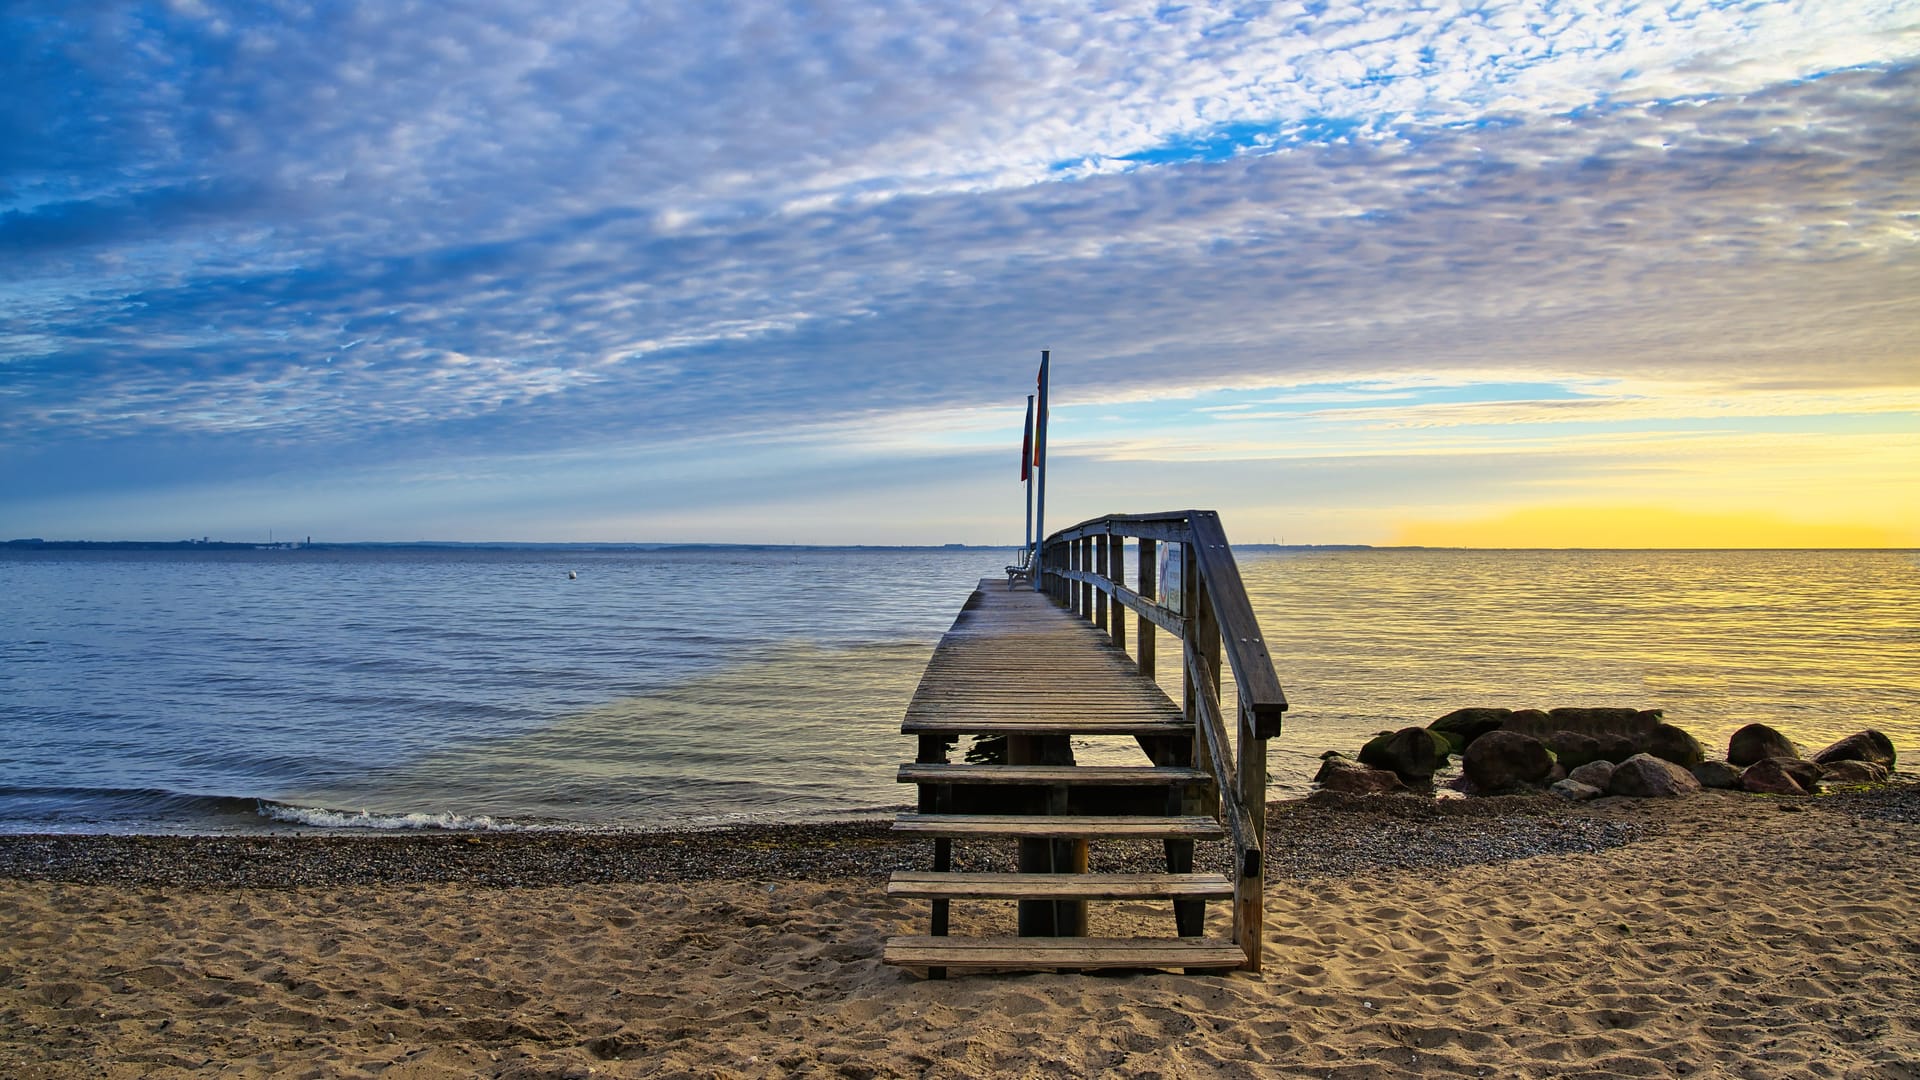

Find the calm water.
xmin=2 ymin=546 xmax=1914 ymax=833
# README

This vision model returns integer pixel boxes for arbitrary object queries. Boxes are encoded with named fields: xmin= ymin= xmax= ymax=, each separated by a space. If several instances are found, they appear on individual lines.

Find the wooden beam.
xmin=1186 ymin=510 xmax=1288 ymax=739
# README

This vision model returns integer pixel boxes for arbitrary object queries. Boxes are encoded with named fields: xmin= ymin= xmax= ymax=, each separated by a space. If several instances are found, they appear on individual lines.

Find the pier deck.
xmin=884 ymin=513 xmax=1283 ymax=978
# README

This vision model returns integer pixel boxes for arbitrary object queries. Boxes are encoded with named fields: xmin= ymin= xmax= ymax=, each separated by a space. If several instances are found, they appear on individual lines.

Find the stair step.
xmin=901 ymin=717 xmax=1192 ymax=736
xmin=888 ymin=871 xmax=1233 ymax=900
xmin=897 ymin=764 xmax=1208 ymax=786
xmin=884 ymin=935 xmax=1245 ymax=972
xmin=891 ymin=814 xmax=1225 ymax=840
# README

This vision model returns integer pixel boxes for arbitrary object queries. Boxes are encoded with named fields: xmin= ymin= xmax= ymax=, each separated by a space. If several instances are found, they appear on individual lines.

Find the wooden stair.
xmin=884 ymin=580 xmax=1243 ymax=977
xmin=884 ymin=936 xmax=1246 ymax=972
xmin=888 ymin=872 xmax=1233 ymax=900
xmin=892 ymin=814 xmax=1223 ymax=840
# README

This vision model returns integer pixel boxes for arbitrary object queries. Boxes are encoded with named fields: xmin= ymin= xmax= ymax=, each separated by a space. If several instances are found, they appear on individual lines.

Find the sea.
xmin=2 ymin=546 xmax=1915 ymax=835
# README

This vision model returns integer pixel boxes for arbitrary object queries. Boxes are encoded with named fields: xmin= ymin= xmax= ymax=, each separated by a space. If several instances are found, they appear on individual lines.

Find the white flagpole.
xmin=1033 ymin=350 xmax=1049 ymax=591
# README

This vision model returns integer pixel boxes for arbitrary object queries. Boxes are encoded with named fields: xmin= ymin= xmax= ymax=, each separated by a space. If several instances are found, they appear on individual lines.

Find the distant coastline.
xmin=2 ymin=538 xmax=1378 ymax=553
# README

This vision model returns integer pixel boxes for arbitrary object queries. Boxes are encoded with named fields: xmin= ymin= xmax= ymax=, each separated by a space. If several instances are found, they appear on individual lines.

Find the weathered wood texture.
xmin=900 ymin=580 xmax=1188 ymax=737
xmin=896 ymin=764 xmax=1206 ymax=786
xmin=892 ymin=814 xmax=1224 ymax=840
xmin=887 ymin=872 xmax=1233 ymax=900
xmin=884 ymin=936 xmax=1246 ymax=971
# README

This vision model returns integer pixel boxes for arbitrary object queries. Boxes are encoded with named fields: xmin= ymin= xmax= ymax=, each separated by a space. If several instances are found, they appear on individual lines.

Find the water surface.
xmin=2 ymin=546 xmax=1913 ymax=833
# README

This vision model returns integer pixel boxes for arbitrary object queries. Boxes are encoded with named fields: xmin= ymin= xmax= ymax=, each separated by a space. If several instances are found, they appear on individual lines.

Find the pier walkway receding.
xmin=883 ymin=510 xmax=1286 ymax=978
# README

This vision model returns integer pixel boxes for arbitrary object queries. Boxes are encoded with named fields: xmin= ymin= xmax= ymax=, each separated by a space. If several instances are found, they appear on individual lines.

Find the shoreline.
xmin=4 ymin=785 xmax=1912 ymax=889
xmin=4 ymin=786 xmax=1916 ymax=1078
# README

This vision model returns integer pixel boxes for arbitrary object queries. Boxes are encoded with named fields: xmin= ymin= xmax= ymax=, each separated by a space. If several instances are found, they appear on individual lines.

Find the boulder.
xmin=1545 ymin=730 xmax=1604 ymax=770
xmin=1593 ymin=734 xmax=1640 ymax=764
xmin=1819 ymin=759 xmax=1890 ymax=785
xmin=1608 ymin=753 xmax=1702 ymax=798
xmin=1812 ymin=730 xmax=1897 ymax=772
xmin=1690 ymin=760 xmax=1744 ymax=790
xmin=1544 ymin=706 xmax=1662 ymax=739
xmin=1313 ymin=757 xmax=1408 ymax=795
xmin=1641 ymin=723 xmax=1706 ymax=768
xmin=1429 ymin=708 xmax=1510 ymax=748
xmin=1550 ymin=780 xmax=1604 ymax=801
xmin=1359 ymin=727 xmax=1450 ymax=784
xmin=1742 ymin=756 xmax=1820 ymax=796
xmin=1495 ymin=709 xmax=1555 ymax=737
xmin=1462 ymin=730 xmax=1555 ymax=794
xmin=1727 ymin=723 xmax=1798 ymax=767
xmin=1567 ymin=760 xmax=1616 ymax=790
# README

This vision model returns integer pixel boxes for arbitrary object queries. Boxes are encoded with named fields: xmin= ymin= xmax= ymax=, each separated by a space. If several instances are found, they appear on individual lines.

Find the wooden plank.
xmin=891 ymin=814 xmax=1225 ymax=840
xmin=887 ymin=872 xmax=1232 ymax=900
xmin=896 ymin=764 xmax=1207 ymax=786
xmin=1185 ymin=652 xmax=1261 ymax=879
xmin=883 ymin=936 xmax=1244 ymax=970
xmin=1187 ymin=510 xmax=1288 ymax=738
xmin=902 ymin=718 xmax=1192 ymax=735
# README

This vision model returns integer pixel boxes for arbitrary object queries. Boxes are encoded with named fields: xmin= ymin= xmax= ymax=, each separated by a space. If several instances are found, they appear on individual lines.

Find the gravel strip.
xmin=0 ymin=792 xmax=1684 ymax=889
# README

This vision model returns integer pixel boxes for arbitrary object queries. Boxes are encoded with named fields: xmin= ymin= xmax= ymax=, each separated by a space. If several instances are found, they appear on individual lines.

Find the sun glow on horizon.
xmin=1389 ymin=506 xmax=1913 ymax=549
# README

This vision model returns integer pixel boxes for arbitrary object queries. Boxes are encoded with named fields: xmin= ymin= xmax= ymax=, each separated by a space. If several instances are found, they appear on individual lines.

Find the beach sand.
xmin=3 ymin=788 xmax=1916 ymax=1079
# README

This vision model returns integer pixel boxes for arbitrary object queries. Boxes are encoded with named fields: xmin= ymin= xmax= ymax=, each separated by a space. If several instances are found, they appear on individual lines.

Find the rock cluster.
xmin=1318 ymin=711 xmax=1898 ymax=803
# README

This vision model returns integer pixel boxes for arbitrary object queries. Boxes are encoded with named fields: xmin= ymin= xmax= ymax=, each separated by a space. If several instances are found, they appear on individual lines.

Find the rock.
xmin=1742 ymin=756 xmax=1819 ymax=796
xmin=1608 ymin=753 xmax=1702 ymax=798
xmin=1545 ymin=730 xmax=1604 ymax=770
xmin=1567 ymin=760 xmax=1616 ymax=790
xmin=1818 ymin=759 xmax=1890 ymax=784
xmin=1641 ymin=723 xmax=1706 ymax=768
xmin=1462 ymin=730 xmax=1555 ymax=794
xmin=1812 ymin=730 xmax=1897 ymax=772
xmin=1507 ymin=708 xmax=1552 ymax=730
xmin=1320 ymin=749 xmax=1347 ymax=760
xmin=1550 ymin=780 xmax=1603 ymax=801
xmin=1690 ymin=760 xmax=1744 ymax=790
xmin=1544 ymin=706 xmax=1662 ymax=738
xmin=1313 ymin=757 xmax=1408 ymax=795
xmin=1430 ymin=729 xmax=1467 ymax=757
xmin=1593 ymin=734 xmax=1640 ymax=764
xmin=1429 ymin=708 xmax=1510 ymax=748
xmin=1359 ymin=727 xmax=1450 ymax=784
xmin=1727 ymin=723 xmax=1798 ymax=767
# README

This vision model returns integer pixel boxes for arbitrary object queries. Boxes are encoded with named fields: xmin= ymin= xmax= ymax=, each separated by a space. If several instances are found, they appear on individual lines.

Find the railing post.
xmin=1238 ymin=698 xmax=1267 ymax=973
xmin=1109 ymin=533 xmax=1125 ymax=652
xmin=1094 ymin=531 xmax=1109 ymax=633
xmin=1067 ymin=538 xmax=1079 ymax=615
xmin=1137 ymin=538 xmax=1156 ymax=679
xmin=1079 ymin=537 xmax=1093 ymax=619
xmin=1190 ymin=538 xmax=1221 ymax=814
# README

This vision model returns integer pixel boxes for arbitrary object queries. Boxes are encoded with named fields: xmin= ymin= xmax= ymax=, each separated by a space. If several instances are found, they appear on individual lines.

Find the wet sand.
xmin=3 ymin=787 xmax=1916 ymax=1078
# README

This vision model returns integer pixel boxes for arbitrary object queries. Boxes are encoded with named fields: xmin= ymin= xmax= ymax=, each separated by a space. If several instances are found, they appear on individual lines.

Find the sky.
xmin=3 ymin=1 xmax=1916 ymax=547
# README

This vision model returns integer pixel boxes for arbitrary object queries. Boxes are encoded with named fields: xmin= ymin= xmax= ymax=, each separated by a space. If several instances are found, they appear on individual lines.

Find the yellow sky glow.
xmin=1390 ymin=506 xmax=1912 ymax=549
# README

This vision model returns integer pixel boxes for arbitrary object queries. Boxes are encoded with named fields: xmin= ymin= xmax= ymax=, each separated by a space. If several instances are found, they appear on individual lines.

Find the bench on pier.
xmin=1004 ymin=550 xmax=1035 ymax=589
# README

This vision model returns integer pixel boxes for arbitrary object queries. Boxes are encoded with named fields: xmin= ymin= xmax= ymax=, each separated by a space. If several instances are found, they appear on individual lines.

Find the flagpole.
xmin=1023 ymin=393 xmax=1035 ymax=570
xmin=1033 ymin=350 xmax=1049 ymax=592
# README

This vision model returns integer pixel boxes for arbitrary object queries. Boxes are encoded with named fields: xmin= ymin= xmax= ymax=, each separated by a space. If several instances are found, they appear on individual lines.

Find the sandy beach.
xmin=3 ymin=788 xmax=1916 ymax=1079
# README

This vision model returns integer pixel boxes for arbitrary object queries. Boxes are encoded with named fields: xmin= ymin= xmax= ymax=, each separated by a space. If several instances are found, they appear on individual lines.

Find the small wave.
xmin=254 ymin=801 xmax=576 ymax=832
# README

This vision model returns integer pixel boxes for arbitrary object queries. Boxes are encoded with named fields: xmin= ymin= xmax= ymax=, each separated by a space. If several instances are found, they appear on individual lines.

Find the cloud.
xmin=2 ymin=2 xmax=1915 ymax=539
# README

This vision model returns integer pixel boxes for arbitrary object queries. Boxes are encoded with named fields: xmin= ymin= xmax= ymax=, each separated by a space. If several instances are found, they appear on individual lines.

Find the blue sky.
xmin=3 ymin=1 xmax=1916 ymax=545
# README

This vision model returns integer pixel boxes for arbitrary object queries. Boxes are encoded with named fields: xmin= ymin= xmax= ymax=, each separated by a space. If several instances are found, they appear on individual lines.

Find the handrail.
xmin=1185 ymin=650 xmax=1261 ymax=879
xmin=1036 ymin=508 xmax=1285 ymax=971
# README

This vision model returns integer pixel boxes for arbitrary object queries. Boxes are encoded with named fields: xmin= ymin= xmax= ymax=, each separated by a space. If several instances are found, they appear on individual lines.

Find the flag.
xmin=1020 ymin=395 xmax=1034 ymax=481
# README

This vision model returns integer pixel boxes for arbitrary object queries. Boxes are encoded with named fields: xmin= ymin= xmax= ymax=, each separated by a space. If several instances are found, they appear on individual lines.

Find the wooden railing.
xmin=1039 ymin=510 xmax=1286 ymax=970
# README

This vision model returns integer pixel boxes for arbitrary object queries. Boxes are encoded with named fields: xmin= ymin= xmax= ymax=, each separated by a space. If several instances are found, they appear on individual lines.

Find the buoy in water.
xmin=568 ymin=571 xmax=578 ymax=580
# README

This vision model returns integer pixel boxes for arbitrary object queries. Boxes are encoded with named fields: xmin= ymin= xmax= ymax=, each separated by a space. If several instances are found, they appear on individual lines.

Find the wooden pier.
xmin=884 ymin=510 xmax=1286 ymax=978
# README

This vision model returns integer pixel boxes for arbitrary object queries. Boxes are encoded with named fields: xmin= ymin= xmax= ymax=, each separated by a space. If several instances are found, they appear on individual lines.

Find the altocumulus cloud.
xmin=1 ymin=0 xmax=1915 ymax=538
